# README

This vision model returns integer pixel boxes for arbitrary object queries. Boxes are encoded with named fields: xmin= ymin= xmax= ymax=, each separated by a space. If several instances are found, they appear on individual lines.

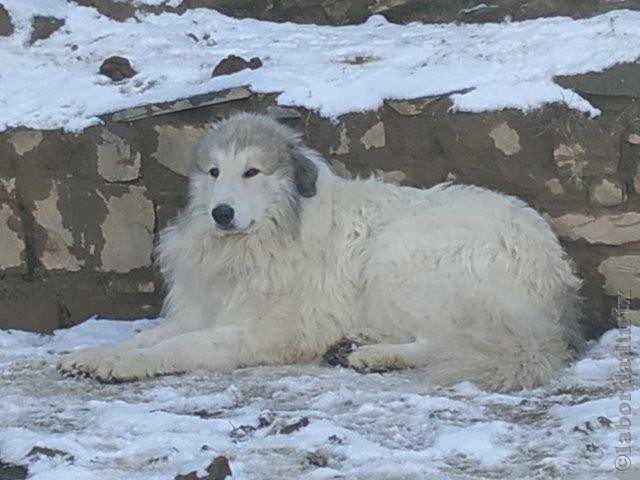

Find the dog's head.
xmin=188 ymin=113 xmax=319 ymax=236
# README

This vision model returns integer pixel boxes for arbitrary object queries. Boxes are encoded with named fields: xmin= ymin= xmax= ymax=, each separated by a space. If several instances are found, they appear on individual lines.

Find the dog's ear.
xmin=291 ymin=149 xmax=318 ymax=198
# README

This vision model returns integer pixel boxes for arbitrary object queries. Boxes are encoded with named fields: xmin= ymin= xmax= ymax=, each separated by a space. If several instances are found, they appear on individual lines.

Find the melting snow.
xmin=0 ymin=319 xmax=638 ymax=479
xmin=1 ymin=1 xmax=640 ymax=131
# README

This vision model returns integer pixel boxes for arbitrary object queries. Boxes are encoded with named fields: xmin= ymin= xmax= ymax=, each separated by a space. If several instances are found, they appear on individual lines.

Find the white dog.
xmin=59 ymin=113 xmax=583 ymax=391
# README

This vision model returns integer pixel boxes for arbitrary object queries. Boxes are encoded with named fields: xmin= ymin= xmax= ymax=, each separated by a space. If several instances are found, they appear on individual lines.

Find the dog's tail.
xmin=419 ymin=288 xmax=583 ymax=392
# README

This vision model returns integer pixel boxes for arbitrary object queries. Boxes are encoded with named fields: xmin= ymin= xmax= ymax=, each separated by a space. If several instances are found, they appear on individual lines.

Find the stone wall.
xmin=2 ymin=61 xmax=640 ymax=336
xmin=73 ymin=0 xmax=640 ymax=25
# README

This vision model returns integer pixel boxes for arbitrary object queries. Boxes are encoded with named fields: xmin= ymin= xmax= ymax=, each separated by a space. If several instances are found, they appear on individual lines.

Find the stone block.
xmin=360 ymin=121 xmax=386 ymax=150
xmin=598 ymin=256 xmax=640 ymax=299
xmin=0 ymin=202 xmax=24 ymax=270
xmin=589 ymin=179 xmax=626 ymax=206
xmin=97 ymin=129 xmax=141 ymax=182
xmin=549 ymin=212 xmax=640 ymax=246
xmin=100 ymin=186 xmax=154 ymax=273
xmin=489 ymin=122 xmax=521 ymax=156
xmin=33 ymin=181 xmax=83 ymax=271
xmin=153 ymin=125 xmax=208 ymax=176
xmin=8 ymin=130 xmax=42 ymax=156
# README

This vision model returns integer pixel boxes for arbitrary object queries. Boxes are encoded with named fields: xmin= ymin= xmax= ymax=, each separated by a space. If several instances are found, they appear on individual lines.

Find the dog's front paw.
xmin=58 ymin=347 xmax=168 ymax=382
xmin=58 ymin=346 xmax=114 ymax=379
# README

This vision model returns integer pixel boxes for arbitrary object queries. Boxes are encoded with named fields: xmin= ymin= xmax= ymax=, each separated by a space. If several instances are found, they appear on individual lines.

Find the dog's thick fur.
xmin=59 ymin=113 xmax=583 ymax=391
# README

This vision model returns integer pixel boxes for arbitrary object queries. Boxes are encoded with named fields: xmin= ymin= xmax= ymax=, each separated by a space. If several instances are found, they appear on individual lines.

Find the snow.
xmin=131 ymin=0 xmax=182 ymax=7
xmin=2 ymin=1 xmax=640 ymax=132
xmin=1 ymin=4 xmax=640 ymax=475
xmin=0 ymin=319 xmax=638 ymax=479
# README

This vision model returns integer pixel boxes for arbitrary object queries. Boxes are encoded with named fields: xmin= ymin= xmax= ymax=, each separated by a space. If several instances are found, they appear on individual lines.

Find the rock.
xmin=329 ymin=159 xmax=352 ymax=178
xmin=544 ymin=178 xmax=564 ymax=195
xmin=73 ymin=0 xmax=135 ymax=22
xmin=153 ymin=125 xmax=209 ymax=176
xmin=489 ymin=122 xmax=521 ymax=156
xmin=211 ymin=55 xmax=262 ymax=77
xmin=322 ymin=0 xmax=352 ymax=21
xmin=229 ymin=423 xmax=256 ymax=441
xmin=137 ymin=280 xmax=155 ymax=293
xmin=175 ymin=455 xmax=232 ymax=480
xmin=374 ymin=169 xmax=406 ymax=184
xmin=190 ymin=410 xmax=224 ymax=420
xmin=266 ymin=105 xmax=301 ymax=120
xmin=107 ymin=278 xmax=155 ymax=294
xmin=549 ymin=212 xmax=640 ymax=246
xmin=229 ymin=409 xmax=275 ymax=441
xmin=175 ymin=472 xmax=199 ymax=480
xmin=205 ymin=456 xmax=232 ymax=480
xmin=360 ymin=121 xmax=386 ymax=150
xmin=34 ymin=182 xmax=83 ymax=271
xmin=598 ymin=256 xmax=640 ymax=299
xmin=555 ymin=62 xmax=640 ymax=99
xmin=111 ymin=87 xmax=251 ymax=122
xmin=100 ymin=186 xmax=154 ymax=273
xmin=97 ymin=129 xmax=141 ymax=182
xmin=554 ymin=133 xmax=619 ymax=178
xmin=635 ymin=164 xmax=640 ymax=194
xmin=589 ymin=179 xmax=626 ymax=206
xmin=99 ymin=56 xmax=137 ymax=81
xmin=26 ymin=446 xmax=74 ymax=462
xmin=29 ymin=16 xmax=65 ymax=44
xmin=8 ymin=130 xmax=43 ymax=156
xmin=369 ymin=0 xmax=412 ymax=14
xmin=306 ymin=450 xmax=329 ymax=467
xmin=0 ymin=203 xmax=24 ymax=270
xmin=0 ymin=4 xmax=14 ymax=36
xmin=329 ymin=123 xmax=350 ymax=156
xmin=387 ymin=97 xmax=437 ymax=115
xmin=620 ymin=310 xmax=640 ymax=326
xmin=257 ymin=410 xmax=275 ymax=428
xmin=0 ymin=460 xmax=27 ymax=480
xmin=627 ymin=133 xmax=640 ymax=145
xmin=0 ymin=177 xmax=16 ymax=199
xmin=553 ymin=143 xmax=586 ymax=178
xmin=278 ymin=417 xmax=310 ymax=434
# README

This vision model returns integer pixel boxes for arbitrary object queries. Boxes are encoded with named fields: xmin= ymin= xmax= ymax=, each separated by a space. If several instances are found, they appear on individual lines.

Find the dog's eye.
xmin=209 ymin=167 xmax=219 ymax=178
xmin=243 ymin=168 xmax=260 ymax=178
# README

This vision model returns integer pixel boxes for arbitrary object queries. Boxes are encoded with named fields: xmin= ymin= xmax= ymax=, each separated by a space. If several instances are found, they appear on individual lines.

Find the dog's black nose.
xmin=212 ymin=204 xmax=234 ymax=226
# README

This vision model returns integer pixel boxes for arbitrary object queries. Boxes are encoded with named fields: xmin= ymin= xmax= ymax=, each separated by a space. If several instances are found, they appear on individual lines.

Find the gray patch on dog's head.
xmin=195 ymin=112 xmax=319 ymax=198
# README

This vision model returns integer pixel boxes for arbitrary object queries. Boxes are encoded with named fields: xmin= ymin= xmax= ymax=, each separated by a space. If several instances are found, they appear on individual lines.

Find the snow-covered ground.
xmin=0 ymin=318 xmax=638 ymax=479
xmin=2 ymin=1 xmax=640 ymax=131
xmin=2 ymin=3 xmax=640 ymax=478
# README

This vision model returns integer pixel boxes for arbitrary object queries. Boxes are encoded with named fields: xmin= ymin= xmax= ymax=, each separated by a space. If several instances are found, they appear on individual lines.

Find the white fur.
xmin=59 ymin=114 xmax=583 ymax=391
